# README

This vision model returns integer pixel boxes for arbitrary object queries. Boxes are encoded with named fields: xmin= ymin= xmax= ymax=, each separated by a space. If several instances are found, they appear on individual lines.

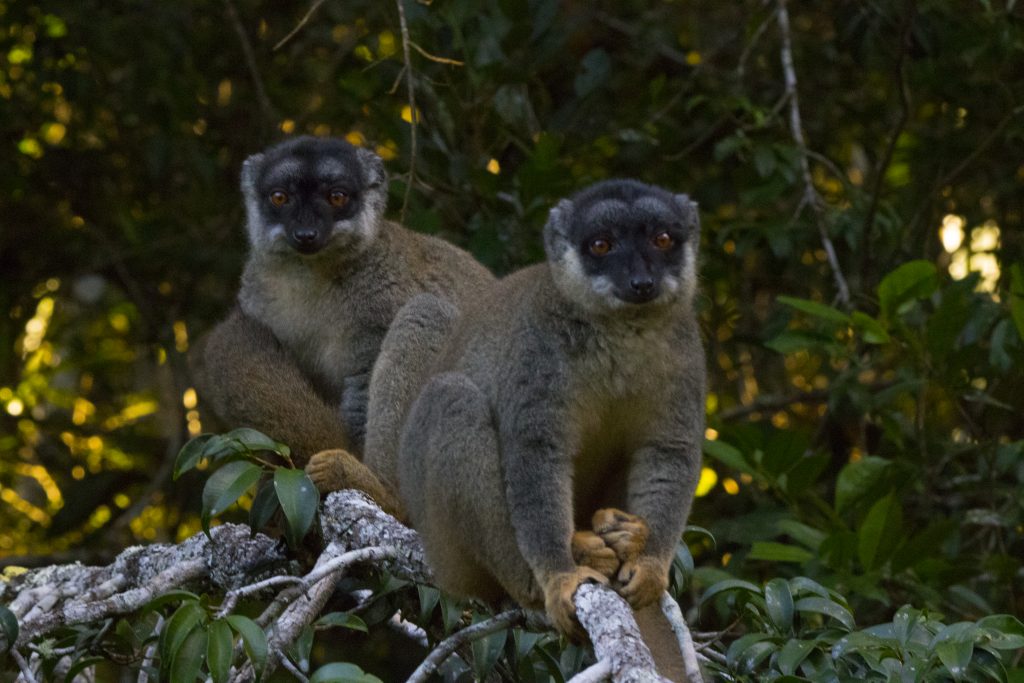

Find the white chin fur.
xmin=550 ymin=247 xmax=624 ymax=312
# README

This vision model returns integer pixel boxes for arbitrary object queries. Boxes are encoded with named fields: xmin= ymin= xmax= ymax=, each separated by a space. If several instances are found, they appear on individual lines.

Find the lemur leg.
xmin=193 ymin=309 xmax=349 ymax=463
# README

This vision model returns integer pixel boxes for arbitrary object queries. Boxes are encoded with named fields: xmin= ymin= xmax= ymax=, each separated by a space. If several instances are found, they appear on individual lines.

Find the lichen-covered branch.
xmin=1 ymin=490 xmax=703 ymax=683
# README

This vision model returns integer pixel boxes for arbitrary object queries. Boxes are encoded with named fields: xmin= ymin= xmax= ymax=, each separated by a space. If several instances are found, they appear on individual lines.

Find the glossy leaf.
xmin=877 ymin=260 xmax=938 ymax=318
xmin=273 ymin=467 xmax=319 ymax=546
xmin=0 ymin=606 xmax=17 ymax=653
xmin=315 ymin=612 xmax=368 ymax=633
xmin=764 ymin=578 xmax=795 ymax=633
xmin=207 ymin=620 xmax=233 ymax=683
xmin=794 ymin=597 xmax=855 ymax=631
xmin=201 ymin=460 xmax=262 ymax=532
xmin=226 ymin=615 xmax=268 ymax=678
xmin=310 ymin=662 xmax=384 ymax=683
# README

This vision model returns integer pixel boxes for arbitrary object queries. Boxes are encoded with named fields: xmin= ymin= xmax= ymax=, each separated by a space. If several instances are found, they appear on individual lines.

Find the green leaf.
xmin=207 ymin=620 xmax=233 ymax=683
xmin=160 ymin=601 xmax=205 ymax=665
xmin=748 ymin=542 xmax=813 ymax=564
xmin=777 ymin=638 xmax=816 ymax=676
xmin=0 ymin=605 xmax=18 ymax=653
xmin=764 ymin=578 xmax=795 ymax=633
xmin=834 ymin=456 xmax=891 ymax=514
xmin=226 ymin=615 xmax=268 ymax=678
xmin=64 ymin=656 xmax=107 ymax=682
xmin=273 ymin=468 xmax=319 ymax=546
xmin=174 ymin=434 xmax=215 ymax=480
xmin=700 ymin=579 xmax=761 ymax=605
xmin=248 ymin=480 xmax=280 ymax=533
xmin=170 ymin=623 xmax=208 ymax=683
xmin=315 ymin=612 xmax=368 ymax=633
xmin=931 ymin=622 xmax=977 ymax=678
xmin=1009 ymin=264 xmax=1024 ymax=339
xmin=726 ymin=633 xmax=773 ymax=671
xmin=778 ymin=296 xmax=850 ymax=323
xmin=471 ymin=613 xmax=508 ymax=680
xmin=417 ymin=585 xmax=440 ymax=625
xmin=290 ymin=625 xmax=314 ymax=673
xmin=201 ymin=461 xmax=262 ymax=532
xmin=851 ymin=311 xmax=891 ymax=344
xmin=223 ymin=428 xmax=290 ymax=457
xmin=788 ymin=577 xmax=834 ymax=601
xmin=857 ymin=493 xmax=903 ymax=571
xmin=764 ymin=331 xmax=834 ymax=354
xmin=877 ymin=260 xmax=938 ymax=318
xmin=794 ymin=597 xmax=855 ymax=631
xmin=142 ymin=590 xmax=201 ymax=613
xmin=310 ymin=662 xmax=384 ymax=683
xmin=702 ymin=439 xmax=751 ymax=473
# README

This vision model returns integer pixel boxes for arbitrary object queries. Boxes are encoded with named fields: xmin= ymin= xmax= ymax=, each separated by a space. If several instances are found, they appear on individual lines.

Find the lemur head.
xmin=543 ymin=179 xmax=700 ymax=314
xmin=240 ymin=136 xmax=387 ymax=257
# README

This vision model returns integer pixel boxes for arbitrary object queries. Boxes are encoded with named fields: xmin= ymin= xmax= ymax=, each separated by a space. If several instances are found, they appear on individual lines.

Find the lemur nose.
xmin=630 ymin=277 xmax=655 ymax=295
xmin=293 ymin=228 xmax=319 ymax=244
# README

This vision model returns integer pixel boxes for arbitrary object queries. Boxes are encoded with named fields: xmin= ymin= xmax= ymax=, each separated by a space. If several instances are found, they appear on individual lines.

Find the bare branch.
xmin=406 ymin=609 xmax=526 ymax=683
xmin=223 ymin=0 xmax=279 ymax=127
xmin=395 ymin=0 xmax=418 ymax=222
xmin=574 ymin=583 xmax=671 ymax=682
xmin=273 ymin=0 xmax=328 ymax=51
xmin=775 ymin=0 xmax=851 ymax=307
xmin=660 ymin=593 xmax=704 ymax=683
xmin=409 ymin=41 xmax=464 ymax=66
xmin=567 ymin=659 xmax=612 ymax=683
xmin=11 ymin=649 xmax=37 ymax=683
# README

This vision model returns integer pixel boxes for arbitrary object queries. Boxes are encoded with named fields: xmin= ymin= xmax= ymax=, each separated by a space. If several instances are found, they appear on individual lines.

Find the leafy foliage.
xmin=1 ymin=0 xmax=1022 ymax=679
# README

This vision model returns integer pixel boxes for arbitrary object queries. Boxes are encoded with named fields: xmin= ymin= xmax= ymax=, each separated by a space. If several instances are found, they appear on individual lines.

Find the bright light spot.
xmin=109 ymin=312 xmax=130 ymax=332
xmin=354 ymin=44 xmax=373 ymax=62
xmin=71 ymin=466 xmax=85 ymax=480
xmin=721 ymin=552 xmax=732 ymax=567
xmin=6 ymin=398 xmax=24 ymax=416
xmin=771 ymin=412 xmax=790 ymax=428
xmin=173 ymin=321 xmax=188 ymax=352
xmin=723 ymin=478 xmax=740 ymax=495
xmin=375 ymin=144 xmax=397 ymax=161
xmin=486 ymin=158 xmax=500 ymax=175
xmin=685 ymin=50 xmax=702 ymax=66
xmin=183 ymin=388 xmax=197 ymax=410
xmin=313 ymin=123 xmax=331 ymax=137
xmin=400 ymin=105 xmax=421 ymax=124
xmin=18 ymin=137 xmax=43 ymax=158
xmin=345 ymin=131 xmax=366 ymax=147
xmin=7 ymin=45 xmax=32 ymax=64
xmin=971 ymin=252 xmax=1000 ymax=293
xmin=940 ymin=214 xmax=964 ymax=253
xmin=217 ymin=79 xmax=232 ymax=107
xmin=42 ymin=122 xmax=66 ymax=145
xmin=377 ymin=31 xmax=396 ymax=58
xmin=114 ymin=493 xmax=130 ymax=509
xmin=705 ymin=427 xmax=719 ymax=440
xmin=849 ymin=447 xmax=863 ymax=463
xmin=949 ymin=248 xmax=969 ymax=280
xmin=694 ymin=467 xmax=718 ymax=497
xmin=279 ymin=119 xmax=296 ymax=134
xmin=971 ymin=222 xmax=1000 ymax=252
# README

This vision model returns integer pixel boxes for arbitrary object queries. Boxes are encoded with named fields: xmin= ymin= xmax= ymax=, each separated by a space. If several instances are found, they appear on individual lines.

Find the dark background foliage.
xmin=1 ymin=0 xmax=1023 ymax=678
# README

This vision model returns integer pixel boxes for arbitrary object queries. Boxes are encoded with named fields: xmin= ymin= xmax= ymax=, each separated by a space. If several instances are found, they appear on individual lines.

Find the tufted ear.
xmin=674 ymin=193 xmax=700 ymax=237
xmin=543 ymin=198 xmax=576 ymax=261
xmin=240 ymin=153 xmax=265 ymax=199
xmin=356 ymin=146 xmax=387 ymax=189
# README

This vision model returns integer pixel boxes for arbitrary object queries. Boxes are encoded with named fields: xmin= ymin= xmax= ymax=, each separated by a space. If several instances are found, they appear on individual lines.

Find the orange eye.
xmin=269 ymin=191 xmax=288 ymax=207
xmin=588 ymin=238 xmax=612 ymax=256
xmin=653 ymin=232 xmax=674 ymax=251
xmin=328 ymin=190 xmax=349 ymax=208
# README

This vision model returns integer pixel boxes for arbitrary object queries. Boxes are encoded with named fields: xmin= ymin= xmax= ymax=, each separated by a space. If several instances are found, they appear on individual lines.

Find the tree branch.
xmin=395 ymin=0 xmax=418 ymax=222
xmin=775 ymin=0 xmax=851 ymax=307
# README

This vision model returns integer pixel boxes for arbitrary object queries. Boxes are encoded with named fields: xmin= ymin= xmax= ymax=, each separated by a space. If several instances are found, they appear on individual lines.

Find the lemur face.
xmin=544 ymin=180 xmax=700 ymax=313
xmin=241 ymin=136 xmax=386 ymax=256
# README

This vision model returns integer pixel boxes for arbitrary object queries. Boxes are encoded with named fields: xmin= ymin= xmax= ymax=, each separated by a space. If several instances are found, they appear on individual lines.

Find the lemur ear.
xmin=240 ymin=153 xmax=265 ymax=197
xmin=356 ymin=146 xmax=387 ymax=189
xmin=673 ymin=193 xmax=700 ymax=236
xmin=543 ymin=199 xmax=575 ymax=261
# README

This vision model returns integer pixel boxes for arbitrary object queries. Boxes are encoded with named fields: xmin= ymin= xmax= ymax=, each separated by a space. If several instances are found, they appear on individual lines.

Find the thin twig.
xmin=223 ymin=0 xmax=278 ymax=127
xmin=11 ymin=649 xmax=38 ymax=683
xmin=405 ymin=609 xmax=525 ymax=683
xmin=395 ymin=0 xmax=418 ymax=222
xmin=279 ymin=655 xmax=310 ymax=682
xmin=388 ymin=610 xmax=430 ymax=648
xmin=775 ymin=0 xmax=851 ymax=307
xmin=273 ymin=0 xmax=328 ymax=51
xmin=409 ymin=41 xmax=464 ymax=66
xmin=566 ymin=659 xmax=612 ymax=683
xmin=660 ymin=593 xmax=704 ymax=683
xmin=736 ymin=9 xmax=775 ymax=78
xmin=136 ymin=615 xmax=164 ymax=683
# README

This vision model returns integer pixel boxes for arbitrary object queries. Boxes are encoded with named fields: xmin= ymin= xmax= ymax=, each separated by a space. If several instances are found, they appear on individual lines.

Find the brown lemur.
xmin=367 ymin=179 xmax=705 ymax=676
xmin=193 ymin=136 xmax=494 ymax=520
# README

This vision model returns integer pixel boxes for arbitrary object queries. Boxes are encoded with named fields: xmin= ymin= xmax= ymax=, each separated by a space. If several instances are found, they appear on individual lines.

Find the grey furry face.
xmin=241 ymin=136 xmax=386 ymax=256
xmin=545 ymin=180 xmax=700 ymax=313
